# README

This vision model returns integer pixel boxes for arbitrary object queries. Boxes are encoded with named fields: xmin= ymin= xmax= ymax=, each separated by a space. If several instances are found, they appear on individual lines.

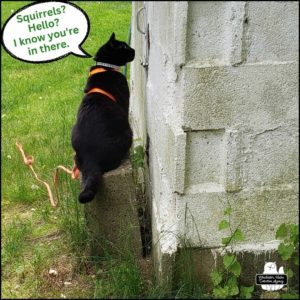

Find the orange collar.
xmin=86 ymin=67 xmax=116 ymax=102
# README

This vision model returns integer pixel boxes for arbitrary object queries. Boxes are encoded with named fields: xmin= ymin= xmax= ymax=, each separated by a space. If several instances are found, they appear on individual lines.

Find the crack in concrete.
xmin=253 ymin=125 xmax=282 ymax=138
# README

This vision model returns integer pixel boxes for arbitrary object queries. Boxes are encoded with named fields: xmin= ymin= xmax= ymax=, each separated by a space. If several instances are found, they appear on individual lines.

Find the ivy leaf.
xmin=224 ymin=207 xmax=232 ymax=216
xmin=228 ymin=260 xmax=241 ymax=276
xmin=286 ymin=268 xmax=294 ymax=279
xmin=278 ymin=243 xmax=294 ymax=260
xmin=222 ymin=236 xmax=232 ymax=246
xmin=276 ymin=223 xmax=288 ymax=239
xmin=232 ymin=228 xmax=245 ymax=241
xmin=227 ymin=276 xmax=239 ymax=296
xmin=210 ymin=270 xmax=223 ymax=286
xmin=213 ymin=286 xmax=229 ymax=299
xmin=239 ymin=285 xmax=254 ymax=299
xmin=223 ymin=254 xmax=236 ymax=269
xmin=218 ymin=220 xmax=230 ymax=230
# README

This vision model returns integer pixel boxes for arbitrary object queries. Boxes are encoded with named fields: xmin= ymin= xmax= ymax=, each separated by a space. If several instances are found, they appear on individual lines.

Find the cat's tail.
xmin=79 ymin=168 xmax=102 ymax=204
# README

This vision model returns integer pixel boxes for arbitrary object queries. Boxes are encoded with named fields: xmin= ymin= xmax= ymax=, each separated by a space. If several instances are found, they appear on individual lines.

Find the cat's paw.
xmin=79 ymin=189 xmax=95 ymax=203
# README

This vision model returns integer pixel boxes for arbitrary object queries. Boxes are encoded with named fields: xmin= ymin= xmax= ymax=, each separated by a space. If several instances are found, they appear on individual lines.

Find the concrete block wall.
xmin=130 ymin=1 xmax=299 ymax=283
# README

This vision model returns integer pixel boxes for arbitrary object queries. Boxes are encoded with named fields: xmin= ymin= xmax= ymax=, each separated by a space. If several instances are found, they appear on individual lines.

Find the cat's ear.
xmin=108 ymin=32 xmax=116 ymax=46
xmin=109 ymin=32 xmax=116 ymax=42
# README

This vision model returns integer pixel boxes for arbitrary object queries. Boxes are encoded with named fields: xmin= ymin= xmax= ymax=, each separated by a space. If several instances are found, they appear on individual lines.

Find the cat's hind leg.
xmin=78 ymin=160 xmax=103 ymax=203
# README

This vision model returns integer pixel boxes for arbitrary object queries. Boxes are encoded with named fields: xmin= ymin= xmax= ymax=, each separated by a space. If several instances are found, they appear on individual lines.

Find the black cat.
xmin=71 ymin=33 xmax=135 ymax=203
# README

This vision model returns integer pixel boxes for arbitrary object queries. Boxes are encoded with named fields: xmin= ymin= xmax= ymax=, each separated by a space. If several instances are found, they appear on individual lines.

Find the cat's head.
xmin=94 ymin=33 xmax=135 ymax=66
xmin=264 ymin=262 xmax=277 ymax=273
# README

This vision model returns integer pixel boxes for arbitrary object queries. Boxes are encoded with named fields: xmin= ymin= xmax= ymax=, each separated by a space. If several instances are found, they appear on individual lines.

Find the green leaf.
xmin=218 ymin=220 xmax=230 ymax=230
xmin=213 ymin=286 xmax=229 ymax=299
xmin=232 ymin=228 xmax=245 ymax=241
xmin=292 ymin=255 xmax=299 ymax=266
xmin=227 ymin=276 xmax=239 ymax=296
xmin=286 ymin=268 xmax=294 ymax=279
xmin=281 ymin=293 xmax=300 ymax=299
xmin=289 ymin=224 xmax=299 ymax=245
xmin=130 ymin=145 xmax=145 ymax=168
xmin=223 ymin=254 xmax=236 ymax=269
xmin=240 ymin=286 xmax=254 ymax=299
xmin=210 ymin=270 xmax=223 ymax=286
xmin=228 ymin=284 xmax=239 ymax=296
xmin=224 ymin=207 xmax=232 ymax=216
xmin=278 ymin=243 xmax=295 ymax=260
xmin=228 ymin=260 xmax=241 ymax=277
xmin=222 ymin=236 xmax=232 ymax=246
xmin=276 ymin=223 xmax=288 ymax=239
xmin=289 ymin=224 xmax=299 ymax=236
xmin=227 ymin=276 xmax=237 ymax=286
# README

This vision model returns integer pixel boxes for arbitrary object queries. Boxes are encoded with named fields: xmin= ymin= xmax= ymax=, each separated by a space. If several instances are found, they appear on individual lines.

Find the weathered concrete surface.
xmin=130 ymin=1 xmax=299 ymax=287
xmin=176 ymin=185 xmax=299 ymax=248
xmin=175 ymin=243 xmax=299 ymax=291
xmin=84 ymin=160 xmax=142 ymax=257
xmin=129 ymin=1 xmax=148 ymax=147
xmin=182 ymin=62 xmax=298 ymax=131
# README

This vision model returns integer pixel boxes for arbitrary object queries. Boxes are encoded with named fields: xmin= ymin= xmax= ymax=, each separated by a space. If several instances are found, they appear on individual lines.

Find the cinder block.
xmin=176 ymin=185 xmax=299 ymax=247
xmin=151 ymin=197 xmax=176 ymax=289
xmin=246 ymin=2 xmax=299 ymax=63
xmin=185 ymin=129 xmax=226 ymax=188
xmin=186 ymin=2 xmax=231 ymax=63
xmin=147 ymin=2 xmax=175 ymax=57
xmin=182 ymin=62 xmax=298 ymax=131
xmin=84 ymin=160 xmax=142 ymax=257
xmin=225 ymin=129 xmax=242 ymax=192
xmin=145 ymin=95 xmax=187 ymax=193
xmin=185 ymin=1 xmax=299 ymax=65
xmin=129 ymin=2 xmax=148 ymax=144
xmin=241 ymin=123 xmax=298 ymax=188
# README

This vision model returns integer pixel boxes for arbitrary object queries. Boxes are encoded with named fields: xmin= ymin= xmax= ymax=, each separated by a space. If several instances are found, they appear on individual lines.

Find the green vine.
xmin=276 ymin=223 xmax=299 ymax=299
xmin=210 ymin=205 xmax=254 ymax=299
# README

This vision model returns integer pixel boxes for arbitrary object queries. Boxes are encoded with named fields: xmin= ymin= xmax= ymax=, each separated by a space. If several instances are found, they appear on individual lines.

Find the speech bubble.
xmin=1 ymin=1 xmax=91 ymax=63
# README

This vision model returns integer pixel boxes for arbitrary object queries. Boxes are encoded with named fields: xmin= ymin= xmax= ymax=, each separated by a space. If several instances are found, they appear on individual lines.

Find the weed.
xmin=276 ymin=223 xmax=299 ymax=299
xmin=131 ymin=144 xmax=145 ymax=169
xmin=210 ymin=204 xmax=254 ymax=299
xmin=174 ymin=240 xmax=208 ymax=299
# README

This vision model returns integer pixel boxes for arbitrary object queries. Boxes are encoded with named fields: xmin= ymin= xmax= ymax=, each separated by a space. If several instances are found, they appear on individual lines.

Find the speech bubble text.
xmin=1 ymin=1 xmax=91 ymax=63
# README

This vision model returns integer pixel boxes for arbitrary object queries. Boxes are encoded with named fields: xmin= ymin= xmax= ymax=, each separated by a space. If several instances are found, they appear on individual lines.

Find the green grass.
xmin=1 ymin=1 xmax=133 ymax=298
xmin=94 ymin=251 xmax=142 ymax=299
xmin=2 ymin=1 xmax=132 ymax=206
